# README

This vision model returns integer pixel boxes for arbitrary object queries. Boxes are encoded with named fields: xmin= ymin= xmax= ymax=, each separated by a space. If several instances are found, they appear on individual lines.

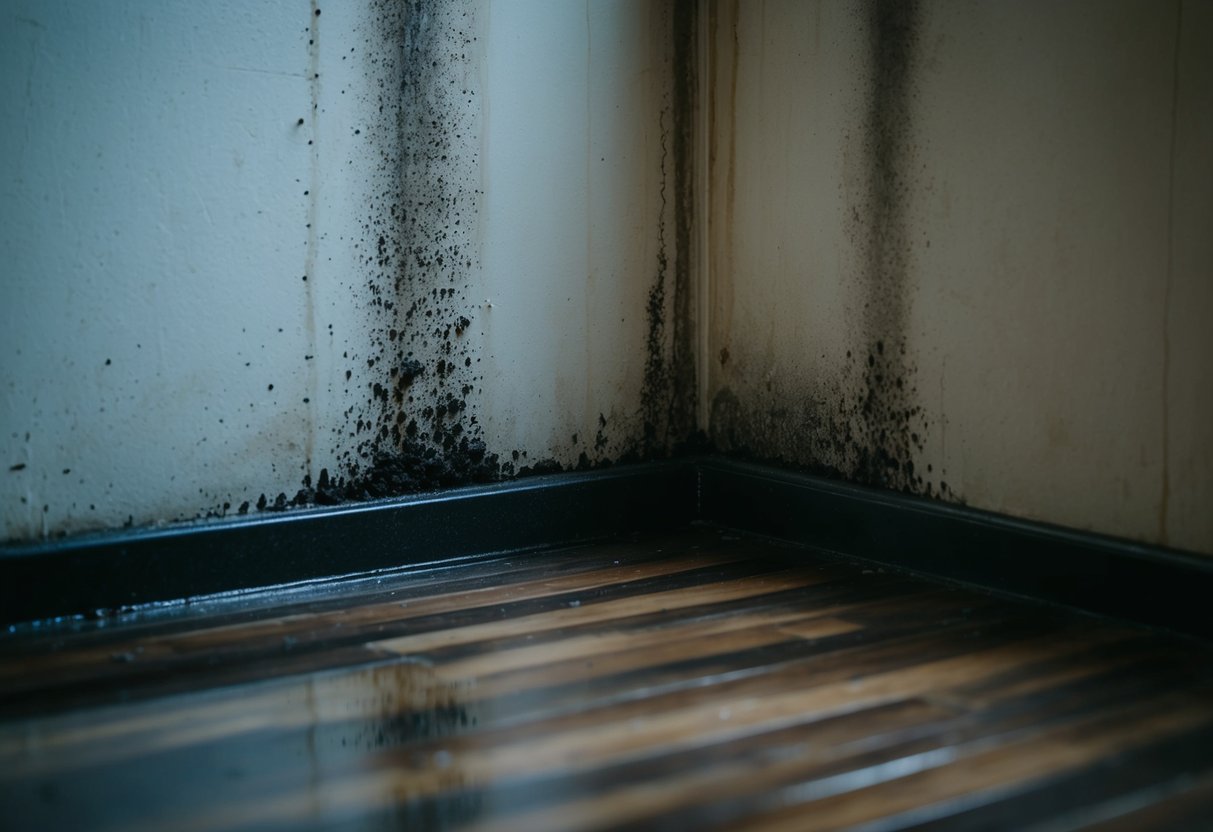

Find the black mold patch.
xmin=850 ymin=0 xmax=923 ymax=490
xmin=710 ymin=0 xmax=945 ymax=498
xmin=241 ymin=0 xmax=501 ymax=512
xmin=641 ymin=0 xmax=699 ymax=454
xmin=193 ymin=2 xmax=703 ymax=523
xmin=326 ymin=0 xmax=498 ymax=498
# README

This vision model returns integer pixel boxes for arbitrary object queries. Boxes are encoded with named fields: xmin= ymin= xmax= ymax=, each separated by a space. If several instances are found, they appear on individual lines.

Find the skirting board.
xmin=3 ymin=456 xmax=1212 ymax=639
xmin=0 ymin=462 xmax=696 ymax=627
xmin=698 ymin=458 xmax=1213 ymax=641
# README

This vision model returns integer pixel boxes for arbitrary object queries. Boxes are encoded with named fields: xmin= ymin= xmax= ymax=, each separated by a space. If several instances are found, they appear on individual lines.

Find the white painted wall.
xmin=706 ymin=0 xmax=1213 ymax=554
xmin=1 ymin=1 xmax=319 ymax=538
xmin=1 ymin=1 xmax=679 ymax=542
xmin=478 ymin=1 xmax=674 ymax=464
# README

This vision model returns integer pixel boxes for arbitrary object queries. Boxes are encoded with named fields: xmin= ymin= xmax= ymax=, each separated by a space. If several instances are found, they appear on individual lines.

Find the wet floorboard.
xmin=3 ymin=527 xmax=1213 ymax=831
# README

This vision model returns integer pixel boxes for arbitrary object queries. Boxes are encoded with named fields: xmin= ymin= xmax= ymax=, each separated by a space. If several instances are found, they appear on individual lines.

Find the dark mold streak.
xmin=257 ymin=0 xmax=702 ymax=519
xmin=221 ymin=1 xmax=499 ymax=517
xmin=847 ymin=0 xmax=931 ymax=493
xmin=850 ymin=0 xmax=920 ymax=488
xmin=642 ymin=0 xmax=700 ymax=455
xmin=50 ymin=2 xmax=705 ymax=533
xmin=333 ymin=0 xmax=498 ymax=499
xmin=710 ymin=0 xmax=947 ymax=500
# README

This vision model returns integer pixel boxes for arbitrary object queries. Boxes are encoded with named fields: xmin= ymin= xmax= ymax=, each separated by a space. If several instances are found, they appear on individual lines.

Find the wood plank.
xmin=717 ymin=694 xmax=1213 ymax=832
xmin=405 ymin=653 xmax=1207 ymax=831
xmin=24 ymin=639 xmax=1181 ymax=832
xmin=82 ymin=625 xmax=1108 ymax=831
xmin=0 ymin=552 xmax=804 ymax=715
xmin=0 ymin=577 xmax=913 ymax=771
xmin=1078 ymin=772 xmax=1213 ymax=832
xmin=0 ymin=548 xmax=751 ymax=687
xmin=372 ymin=568 xmax=837 ymax=655
xmin=0 ymin=530 xmax=741 ymax=656
xmin=4 ymin=529 xmax=1213 ymax=832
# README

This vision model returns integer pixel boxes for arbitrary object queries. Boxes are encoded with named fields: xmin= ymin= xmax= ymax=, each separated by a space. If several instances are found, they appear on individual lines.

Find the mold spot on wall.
xmin=709 ymin=0 xmax=946 ymax=498
xmin=844 ymin=0 xmax=931 ymax=492
xmin=641 ymin=0 xmax=700 ymax=454
xmin=224 ymin=1 xmax=704 ymax=520
xmin=229 ymin=0 xmax=501 ymax=515
xmin=847 ymin=0 xmax=921 ymax=486
xmin=318 ymin=0 xmax=498 ymax=500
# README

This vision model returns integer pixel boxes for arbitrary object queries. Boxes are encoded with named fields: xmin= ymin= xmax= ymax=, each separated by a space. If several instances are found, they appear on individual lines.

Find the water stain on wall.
xmin=847 ymin=0 xmax=932 ymax=493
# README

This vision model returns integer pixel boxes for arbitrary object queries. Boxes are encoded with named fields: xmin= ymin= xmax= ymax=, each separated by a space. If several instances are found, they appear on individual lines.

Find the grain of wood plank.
xmin=3 ymin=528 xmax=1213 ymax=832
xmin=0 ymin=549 xmax=751 ymax=688
xmin=372 ymin=568 xmax=834 ymax=654
xmin=726 ymin=694 xmax=1213 ymax=832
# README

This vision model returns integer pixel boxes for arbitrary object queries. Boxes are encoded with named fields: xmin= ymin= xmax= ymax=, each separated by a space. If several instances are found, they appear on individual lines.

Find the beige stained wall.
xmin=705 ymin=0 xmax=1213 ymax=554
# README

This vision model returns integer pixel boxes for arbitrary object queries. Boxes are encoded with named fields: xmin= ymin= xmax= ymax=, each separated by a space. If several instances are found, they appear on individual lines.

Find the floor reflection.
xmin=1 ymin=657 xmax=486 ymax=830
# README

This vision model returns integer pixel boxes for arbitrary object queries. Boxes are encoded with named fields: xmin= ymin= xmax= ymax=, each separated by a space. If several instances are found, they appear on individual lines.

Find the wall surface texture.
xmin=706 ymin=0 xmax=1213 ymax=553
xmin=1 ymin=0 xmax=693 ymax=541
xmin=4 ymin=0 xmax=1210 ymax=557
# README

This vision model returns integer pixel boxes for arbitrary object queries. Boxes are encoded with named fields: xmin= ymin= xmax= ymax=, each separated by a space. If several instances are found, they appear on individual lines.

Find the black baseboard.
xmin=0 ymin=462 xmax=696 ymax=627
xmin=698 ymin=458 xmax=1213 ymax=640
xmin=4 ymin=456 xmax=1211 ymax=640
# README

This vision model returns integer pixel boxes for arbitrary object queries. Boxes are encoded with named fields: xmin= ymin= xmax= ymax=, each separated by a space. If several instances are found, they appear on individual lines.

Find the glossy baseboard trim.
xmin=0 ymin=462 xmax=696 ymax=626
xmin=4 ymin=457 xmax=1210 ymax=638
xmin=698 ymin=458 xmax=1213 ymax=639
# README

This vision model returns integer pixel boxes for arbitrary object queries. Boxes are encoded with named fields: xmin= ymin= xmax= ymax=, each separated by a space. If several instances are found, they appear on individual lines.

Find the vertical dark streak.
xmin=642 ymin=0 xmax=699 ymax=455
xmin=669 ymin=0 xmax=699 ymax=442
xmin=852 ymin=0 xmax=924 ymax=492
xmin=328 ymin=1 xmax=497 ymax=501
xmin=642 ymin=106 xmax=670 ymax=454
xmin=1159 ymin=0 xmax=1184 ymax=543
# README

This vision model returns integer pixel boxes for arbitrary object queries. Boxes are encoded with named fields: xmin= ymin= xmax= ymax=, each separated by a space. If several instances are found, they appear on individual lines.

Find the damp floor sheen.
xmin=3 ymin=528 xmax=1213 ymax=831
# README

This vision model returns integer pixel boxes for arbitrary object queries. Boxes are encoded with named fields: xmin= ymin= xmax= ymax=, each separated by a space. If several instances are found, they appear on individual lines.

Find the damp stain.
xmin=290 ymin=0 xmax=700 ymax=512
xmin=708 ymin=0 xmax=949 ymax=500
xmin=641 ymin=0 xmax=700 ymax=455
xmin=217 ymin=1 xmax=498 ymax=516
xmin=322 ymin=0 xmax=498 ymax=499
xmin=845 ymin=0 xmax=930 ymax=493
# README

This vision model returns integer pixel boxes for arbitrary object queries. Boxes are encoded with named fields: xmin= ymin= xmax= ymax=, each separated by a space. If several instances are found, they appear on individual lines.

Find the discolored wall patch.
xmin=707 ymin=0 xmax=947 ymax=498
xmin=245 ymin=0 xmax=704 ymax=516
xmin=331 ymin=0 xmax=498 ymax=499
xmin=641 ymin=0 xmax=700 ymax=455
xmin=846 ymin=0 xmax=929 ymax=492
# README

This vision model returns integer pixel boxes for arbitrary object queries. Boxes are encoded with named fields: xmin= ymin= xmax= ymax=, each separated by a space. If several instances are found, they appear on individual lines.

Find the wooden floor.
xmin=3 ymin=528 xmax=1213 ymax=831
